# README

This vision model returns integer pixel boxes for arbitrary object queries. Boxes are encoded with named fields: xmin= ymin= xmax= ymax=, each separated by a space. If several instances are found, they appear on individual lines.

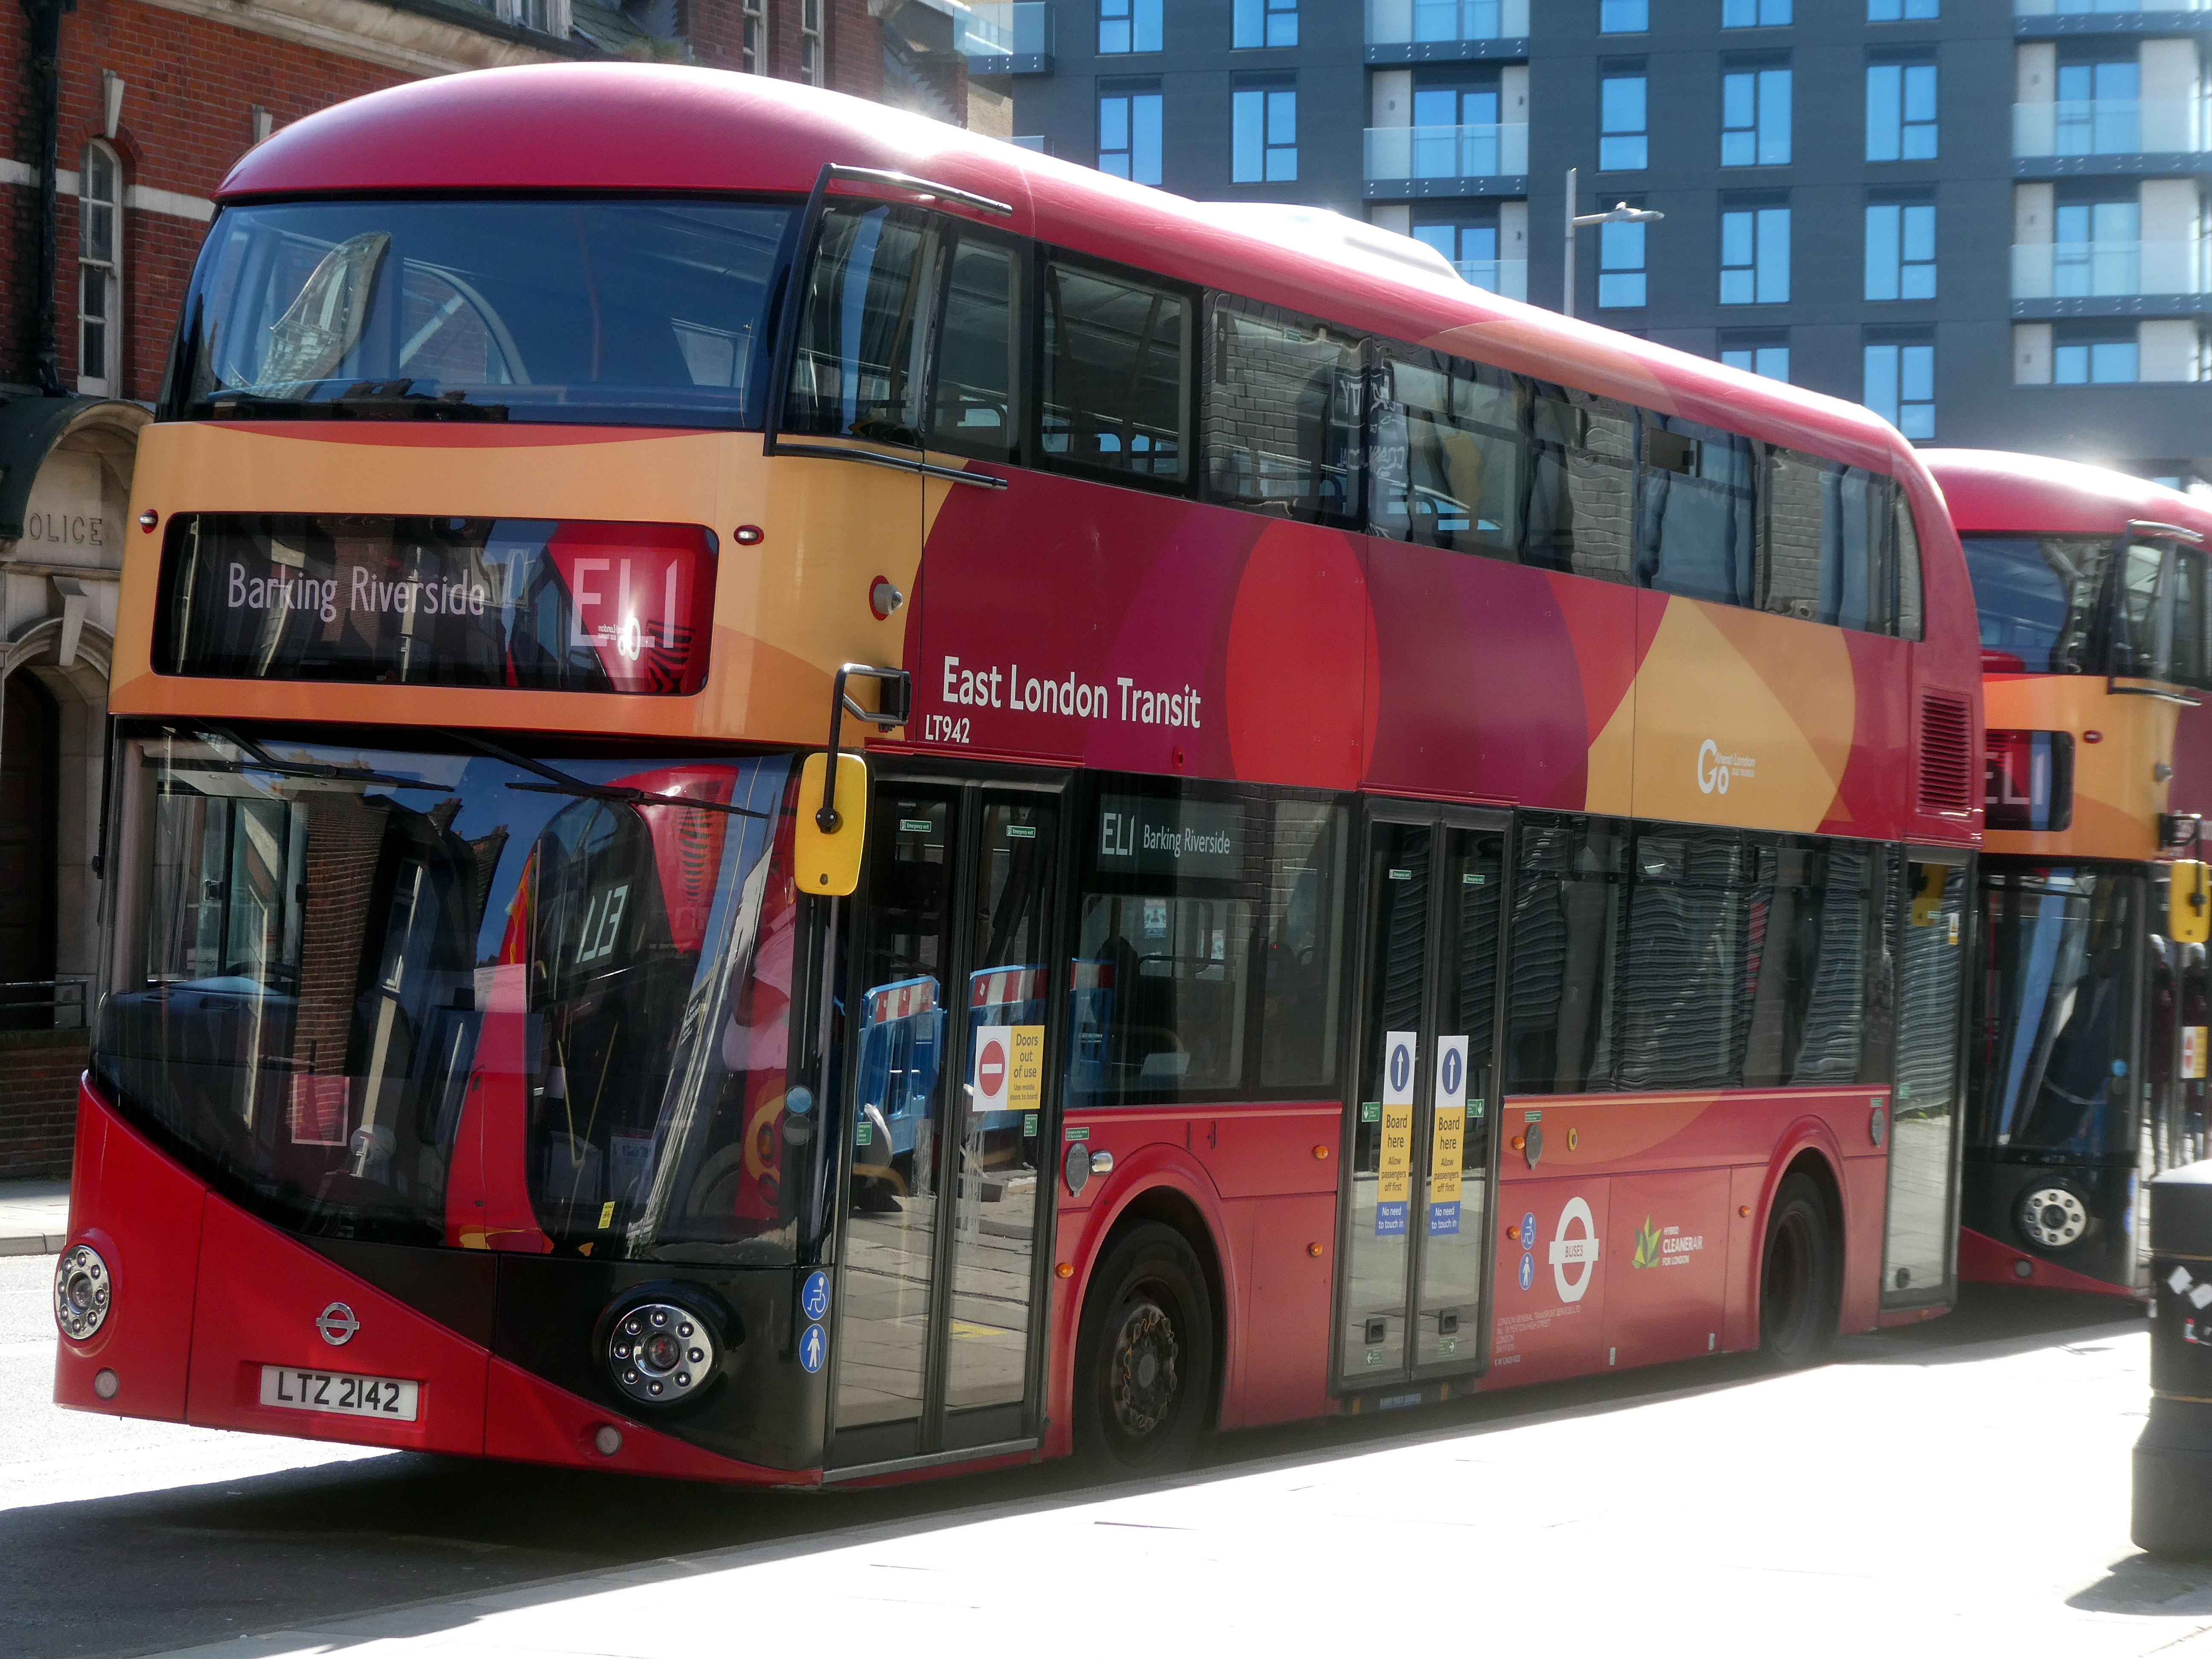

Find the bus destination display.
xmin=155 ymin=513 xmax=717 ymax=695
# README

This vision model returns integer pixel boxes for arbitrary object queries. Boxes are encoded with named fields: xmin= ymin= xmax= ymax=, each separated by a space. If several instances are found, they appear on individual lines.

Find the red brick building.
xmin=0 ymin=0 xmax=997 ymax=1173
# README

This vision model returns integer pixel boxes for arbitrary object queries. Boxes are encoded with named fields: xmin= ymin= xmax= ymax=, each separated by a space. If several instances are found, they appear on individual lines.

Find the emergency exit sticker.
xmin=1430 ymin=1035 xmax=1467 ymax=1236
xmin=2189 ymin=1027 xmax=2208 ymax=1081
xmin=1378 ymin=1031 xmax=1416 ymax=1237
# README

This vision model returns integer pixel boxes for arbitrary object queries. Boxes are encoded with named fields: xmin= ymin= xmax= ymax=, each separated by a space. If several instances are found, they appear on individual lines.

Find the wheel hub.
xmin=1108 ymin=1301 xmax=1179 ymax=1438
xmin=2018 ymin=1185 xmax=2087 ymax=1250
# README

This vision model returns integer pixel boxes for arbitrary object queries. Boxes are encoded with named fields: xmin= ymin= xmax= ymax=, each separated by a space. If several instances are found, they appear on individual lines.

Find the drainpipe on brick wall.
xmin=22 ymin=0 xmax=72 ymax=398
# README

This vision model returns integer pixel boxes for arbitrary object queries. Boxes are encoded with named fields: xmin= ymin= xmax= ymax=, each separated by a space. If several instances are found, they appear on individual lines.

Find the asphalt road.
xmin=0 ymin=1252 xmax=2164 ymax=1659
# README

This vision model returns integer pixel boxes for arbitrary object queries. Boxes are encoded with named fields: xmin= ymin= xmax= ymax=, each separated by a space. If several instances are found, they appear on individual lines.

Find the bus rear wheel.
xmin=1759 ymin=1173 xmax=1838 ymax=1368
xmin=1074 ymin=1222 xmax=1214 ymax=1474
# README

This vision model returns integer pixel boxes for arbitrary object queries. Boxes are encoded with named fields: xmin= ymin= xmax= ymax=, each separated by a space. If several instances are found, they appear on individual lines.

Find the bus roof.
xmin=1924 ymin=448 xmax=2212 ymax=541
xmin=220 ymin=63 xmax=1925 ymax=483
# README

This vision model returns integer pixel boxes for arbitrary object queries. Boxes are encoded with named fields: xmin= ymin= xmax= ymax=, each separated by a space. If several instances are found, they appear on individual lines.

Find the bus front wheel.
xmin=1759 ymin=1173 xmax=1838 ymax=1368
xmin=1074 ymin=1222 xmax=1214 ymax=1474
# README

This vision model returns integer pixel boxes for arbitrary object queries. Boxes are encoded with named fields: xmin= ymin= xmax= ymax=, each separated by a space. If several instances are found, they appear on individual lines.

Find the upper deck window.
xmin=167 ymin=199 xmax=795 ymax=431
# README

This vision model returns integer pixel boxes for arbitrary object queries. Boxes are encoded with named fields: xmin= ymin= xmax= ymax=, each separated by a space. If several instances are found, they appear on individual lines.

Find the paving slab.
xmin=130 ymin=1320 xmax=2206 ymax=1659
xmin=0 ymin=1181 xmax=70 ymax=1257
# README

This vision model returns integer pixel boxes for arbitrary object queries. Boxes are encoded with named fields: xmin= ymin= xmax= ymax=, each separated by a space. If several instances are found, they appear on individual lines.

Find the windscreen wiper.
xmin=440 ymin=731 xmax=771 ymax=820
xmin=191 ymin=724 xmax=444 ymax=791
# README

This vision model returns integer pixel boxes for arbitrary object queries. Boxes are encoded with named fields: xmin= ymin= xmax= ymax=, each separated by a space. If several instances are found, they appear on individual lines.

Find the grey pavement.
xmin=0 ymin=1178 xmax=70 ymax=1256
xmin=1 ymin=1240 xmax=2198 ymax=1659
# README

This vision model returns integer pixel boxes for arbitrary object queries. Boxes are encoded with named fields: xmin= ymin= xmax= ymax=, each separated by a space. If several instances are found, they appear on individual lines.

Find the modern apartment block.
xmin=984 ymin=0 xmax=2212 ymax=487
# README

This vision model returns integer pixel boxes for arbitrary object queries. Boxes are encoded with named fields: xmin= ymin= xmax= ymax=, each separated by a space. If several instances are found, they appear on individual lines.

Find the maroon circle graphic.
xmin=978 ymin=1039 xmax=1008 ymax=1097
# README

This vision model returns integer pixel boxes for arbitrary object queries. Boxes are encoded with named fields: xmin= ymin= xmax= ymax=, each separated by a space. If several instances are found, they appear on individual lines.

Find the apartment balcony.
xmin=959 ymin=1 xmax=1052 ymax=73
xmin=2016 ymin=0 xmax=2212 ymax=37
xmin=2012 ymin=239 xmax=2212 ymax=314
xmin=1459 ymin=258 xmax=1528 ymax=301
xmin=2014 ymin=98 xmax=2211 ymax=172
xmin=1365 ymin=0 xmax=1529 ymax=63
xmin=1364 ymin=123 xmax=1530 ymax=197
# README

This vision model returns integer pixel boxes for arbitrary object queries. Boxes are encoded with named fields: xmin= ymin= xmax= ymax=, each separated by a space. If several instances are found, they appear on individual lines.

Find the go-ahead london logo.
xmin=1548 ymin=1196 xmax=1601 ymax=1303
xmin=1697 ymin=739 xmax=1758 ymax=796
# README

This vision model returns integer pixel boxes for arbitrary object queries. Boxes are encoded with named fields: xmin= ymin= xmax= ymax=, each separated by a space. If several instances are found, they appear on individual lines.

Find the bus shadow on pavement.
xmin=2069 ymin=1555 xmax=2212 ymax=1618
xmin=0 ymin=1295 xmax=2142 ymax=1659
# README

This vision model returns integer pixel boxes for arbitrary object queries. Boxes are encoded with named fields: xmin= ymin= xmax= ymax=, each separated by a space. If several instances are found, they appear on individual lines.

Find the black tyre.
xmin=1759 ymin=1173 xmax=1838 ymax=1368
xmin=1074 ymin=1222 xmax=1215 ymax=1474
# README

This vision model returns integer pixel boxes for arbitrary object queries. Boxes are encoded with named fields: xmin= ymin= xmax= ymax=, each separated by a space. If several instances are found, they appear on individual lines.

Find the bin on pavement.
xmin=2134 ymin=1161 xmax=2212 ymax=1554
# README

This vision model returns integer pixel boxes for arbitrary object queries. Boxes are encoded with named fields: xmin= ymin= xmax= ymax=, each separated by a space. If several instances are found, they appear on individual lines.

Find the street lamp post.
xmin=1562 ymin=165 xmax=1665 ymax=320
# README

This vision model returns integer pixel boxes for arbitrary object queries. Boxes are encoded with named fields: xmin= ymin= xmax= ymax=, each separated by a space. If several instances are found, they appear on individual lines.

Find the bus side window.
xmin=1202 ymin=295 xmax=1362 ymax=525
xmin=928 ymin=230 xmax=1021 ymax=465
xmin=1367 ymin=347 xmax=1522 ymax=560
xmin=1523 ymin=383 xmax=1635 ymax=585
xmin=1637 ymin=414 xmax=1755 ymax=608
xmin=1040 ymin=259 xmax=1190 ymax=484
xmin=784 ymin=204 xmax=937 ymax=447
xmin=1758 ymin=447 xmax=1884 ymax=631
xmin=1894 ymin=488 xmax=1924 ymax=642
xmin=2175 ymin=546 xmax=2212 ymax=690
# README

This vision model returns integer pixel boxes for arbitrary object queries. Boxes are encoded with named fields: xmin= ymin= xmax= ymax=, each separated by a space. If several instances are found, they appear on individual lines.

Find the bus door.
xmin=1336 ymin=805 xmax=1509 ymax=1394
xmin=1882 ymin=850 xmax=1970 ymax=1310
xmin=829 ymin=774 xmax=1063 ymax=1471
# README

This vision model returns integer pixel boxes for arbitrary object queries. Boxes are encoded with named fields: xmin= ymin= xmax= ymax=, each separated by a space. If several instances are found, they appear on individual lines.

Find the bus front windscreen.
xmin=169 ymin=199 xmax=795 ymax=428
xmin=94 ymin=733 xmax=812 ymax=1260
xmin=1969 ymin=865 xmax=2143 ymax=1162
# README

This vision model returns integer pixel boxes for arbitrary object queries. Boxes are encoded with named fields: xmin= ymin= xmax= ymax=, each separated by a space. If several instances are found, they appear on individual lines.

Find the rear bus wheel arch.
xmin=1071 ymin=1187 xmax=1228 ymax=1465
xmin=1757 ymin=1151 xmax=1845 ymax=1367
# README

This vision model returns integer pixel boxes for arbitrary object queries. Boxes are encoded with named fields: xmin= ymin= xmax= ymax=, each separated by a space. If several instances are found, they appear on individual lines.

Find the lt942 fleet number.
xmin=922 ymin=715 xmax=971 ymax=745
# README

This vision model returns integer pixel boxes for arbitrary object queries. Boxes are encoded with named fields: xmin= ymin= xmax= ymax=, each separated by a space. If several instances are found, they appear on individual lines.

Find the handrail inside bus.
xmin=2131 ymin=519 xmax=2206 ymax=545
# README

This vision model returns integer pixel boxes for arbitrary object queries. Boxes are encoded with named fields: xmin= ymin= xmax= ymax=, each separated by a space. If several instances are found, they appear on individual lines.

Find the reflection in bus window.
xmin=785 ymin=204 xmax=936 ymax=447
xmin=174 ymin=199 xmax=793 ymax=428
xmin=930 ymin=232 xmax=1021 ymax=463
xmin=1760 ymin=449 xmax=1898 ymax=632
xmin=1041 ymin=261 xmax=1188 ymax=481
xmin=1639 ymin=416 xmax=1755 ymax=607
xmin=1368 ymin=350 xmax=1521 ymax=559
xmin=1507 ymin=816 xmax=1879 ymax=1094
xmin=1971 ymin=866 xmax=2140 ymax=1162
xmin=1203 ymin=296 xmax=1362 ymax=523
xmin=1525 ymin=386 xmax=1636 ymax=584
xmin=1961 ymin=535 xmax=2113 ymax=673
xmin=97 ymin=738 xmax=803 ymax=1257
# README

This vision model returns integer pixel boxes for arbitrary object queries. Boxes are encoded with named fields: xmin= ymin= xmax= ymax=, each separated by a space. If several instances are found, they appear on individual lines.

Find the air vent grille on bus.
xmin=1917 ymin=694 xmax=1975 ymax=816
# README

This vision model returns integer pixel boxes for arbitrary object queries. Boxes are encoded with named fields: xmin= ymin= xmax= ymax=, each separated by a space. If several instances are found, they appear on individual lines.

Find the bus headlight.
xmin=606 ymin=1300 xmax=718 ymax=1406
xmin=53 ymin=1244 xmax=112 ymax=1342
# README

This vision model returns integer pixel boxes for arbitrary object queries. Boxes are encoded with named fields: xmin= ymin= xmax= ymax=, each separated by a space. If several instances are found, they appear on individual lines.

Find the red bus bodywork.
xmin=61 ymin=65 xmax=1983 ymax=1484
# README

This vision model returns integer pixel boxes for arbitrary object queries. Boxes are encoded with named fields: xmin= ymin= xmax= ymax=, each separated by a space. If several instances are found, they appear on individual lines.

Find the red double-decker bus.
xmin=53 ymin=64 xmax=1981 ymax=1484
xmin=1936 ymin=450 xmax=2212 ymax=1296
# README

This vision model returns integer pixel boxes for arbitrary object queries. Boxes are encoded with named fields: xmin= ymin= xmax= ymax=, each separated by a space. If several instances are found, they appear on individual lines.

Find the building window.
xmin=1865 ymin=201 xmax=1936 ymax=300
xmin=1601 ymin=71 xmax=1647 ymax=171
xmin=2055 ymin=324 xmax=2139 ymax=384
xmin=1234 ymin=0 xmax=1295 ymax=49
xmin=1867 ymin=62 xmax=1937 ymax=161
xmin=1409 ymin=72 xmax=1505 ymax=176
xmin=1233 ymin=84 xmax=1297 ymax=183
xmin=742 ymin=0 xmax=761 ymax=71
xmin=1100 ymin=0 xmax=1162 ymax=53
xmin=1722 ymin=67 xmax=1791 ymax=167
xmin=1100 ymin=88 xmax=1163 ymax=184
xmin=1865 ymin=338 xmax=1935 ymax=439
xmin=77 ymin=142 xmax=120 ymax=396
xmin=2054 ymin=197 xmax=2139 ymax=297
xmin=1723 ymin=0 xmax=1790 ymax=25
xmin=1600 ymin=0 xmax=1647 ymax=31
xmin=1413 ymin=209 xmax=1516 ymax=296
xmin=1599 ymin=213 xmax=1647 ymax=308
xmin=1720 ymin=335 xmax=1790 ymax=381
xmin=1721 ymin=204 xmax=1790 ymax=303
xmin=800 ymin=0 xmax=824 ymax=84
xmin=1869 ymin=0 xmax=1936 ymax=17
xmin=2056 ymin=58 xmax=2140 ymax=156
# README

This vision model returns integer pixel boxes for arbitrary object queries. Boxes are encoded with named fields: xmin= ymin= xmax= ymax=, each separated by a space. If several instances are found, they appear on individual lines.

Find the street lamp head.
xmin=1607 ymin=202 xmax=1665 ymax=224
